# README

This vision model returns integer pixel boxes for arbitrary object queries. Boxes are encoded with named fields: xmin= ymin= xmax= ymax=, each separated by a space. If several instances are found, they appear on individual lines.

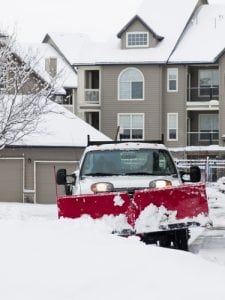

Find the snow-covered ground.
xmin=0 ymin=184 xmax=225 ymax=300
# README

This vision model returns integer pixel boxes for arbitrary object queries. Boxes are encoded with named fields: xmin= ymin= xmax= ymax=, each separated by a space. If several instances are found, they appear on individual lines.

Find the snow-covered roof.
xmin=19 ymin=43 xmax=77 ymax=94
xmin=43 ymin=32 xmax=91 ymax=65
xmin=169 ymin=4 xmax=225 ymax=63
xmin=44 ymin=0 xmax=200 ymax=65
xmin=13 ymin=102 xmax=111 ymax=147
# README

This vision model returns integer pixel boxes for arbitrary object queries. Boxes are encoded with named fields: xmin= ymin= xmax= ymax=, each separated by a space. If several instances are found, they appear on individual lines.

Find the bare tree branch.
xmin=0 ymin=33 xmax=62 ymax=149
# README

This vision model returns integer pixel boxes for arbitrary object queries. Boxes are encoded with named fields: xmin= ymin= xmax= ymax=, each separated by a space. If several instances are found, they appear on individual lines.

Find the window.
xmin=167 ymin=68 xmax=178 ymax=92
xmin=118 ymin=113 xmax=144 ymax=140
xmin=199 ymin=114 xmax=219 ymax=141
xmin=126 ymin=32 xmax=149 ymax=48
xmin=85 ymin=111 xmax=100 ymax=130
xmin=118 ymin=68 xmax=144 ymax=100
xmin=45 ymin=57 xmax=57 ymax=77
xmin=167 ymin=113 xmax=178 ymax=141
xmin=199 ymin=69 xmax=219 ymax=97
xmin=84 ymin=70 xmax=100 ymax=103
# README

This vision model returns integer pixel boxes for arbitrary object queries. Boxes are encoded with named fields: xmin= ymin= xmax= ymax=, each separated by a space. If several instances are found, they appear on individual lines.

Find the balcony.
xmin=84 ymin=89 xmax=100 ymax=104
xmin=187 ymin=86 xmax=219 ymax=110
xmin=187 ymin=131 xmax=219 ymax=146
xmin=187 ymin=86 xmax=219 ymax=101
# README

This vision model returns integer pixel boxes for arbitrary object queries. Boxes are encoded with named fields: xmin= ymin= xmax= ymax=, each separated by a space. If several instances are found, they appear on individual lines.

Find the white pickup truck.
xmin=57 ymin=141 xmax=201 ymax=195
xmin=56 ymin=139 xmax=208 ymax=251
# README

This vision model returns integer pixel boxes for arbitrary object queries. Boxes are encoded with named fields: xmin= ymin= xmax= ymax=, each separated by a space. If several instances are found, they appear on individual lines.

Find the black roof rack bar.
xmin=87 ymin=135 xmax=163 ymax=147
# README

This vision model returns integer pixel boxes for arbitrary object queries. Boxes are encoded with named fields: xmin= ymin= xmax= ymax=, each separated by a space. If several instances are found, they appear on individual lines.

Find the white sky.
xmin=0 ymin=0 xmax=225 ymax=43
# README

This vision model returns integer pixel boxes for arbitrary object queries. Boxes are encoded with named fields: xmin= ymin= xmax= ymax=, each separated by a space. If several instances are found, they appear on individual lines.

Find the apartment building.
xmin=43 ymin=0 xmax=225 ymax=158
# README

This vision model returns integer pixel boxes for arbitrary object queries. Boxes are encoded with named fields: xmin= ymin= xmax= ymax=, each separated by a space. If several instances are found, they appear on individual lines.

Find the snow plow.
xmin=56 ymin=139 xmax=209 ymax=251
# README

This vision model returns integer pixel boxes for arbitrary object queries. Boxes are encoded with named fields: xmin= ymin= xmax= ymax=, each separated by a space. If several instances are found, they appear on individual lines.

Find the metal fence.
xmin=175 ymin=158 xmax=225 ymax=182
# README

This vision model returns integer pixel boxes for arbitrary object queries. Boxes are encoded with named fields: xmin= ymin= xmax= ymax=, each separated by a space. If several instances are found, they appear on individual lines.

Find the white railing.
xmin=175 ymin=158 xmax=225 ymax=182
xmin=84 ymin=89 xmax=99 ymax=103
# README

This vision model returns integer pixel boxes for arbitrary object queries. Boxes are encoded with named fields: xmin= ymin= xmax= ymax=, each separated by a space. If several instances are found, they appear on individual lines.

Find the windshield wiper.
xmin=124 ymin=172 xmax=154 ymax=176
xmin=83 ymin=172 xmax=120 ymax=177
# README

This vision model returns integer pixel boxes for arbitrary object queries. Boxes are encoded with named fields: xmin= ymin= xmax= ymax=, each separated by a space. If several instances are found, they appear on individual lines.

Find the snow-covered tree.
xmin=0 ymin=33 xmax=57 ymax=149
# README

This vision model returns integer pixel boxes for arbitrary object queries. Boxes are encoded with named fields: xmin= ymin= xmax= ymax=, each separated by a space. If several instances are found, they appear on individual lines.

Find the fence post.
xmin=205 ymin=156 xmax=209 ymax=182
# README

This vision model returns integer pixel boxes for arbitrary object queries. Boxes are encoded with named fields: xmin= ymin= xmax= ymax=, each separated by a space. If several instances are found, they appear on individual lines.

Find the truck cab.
xmin=56 ymin=141 xmax=201 ymax=195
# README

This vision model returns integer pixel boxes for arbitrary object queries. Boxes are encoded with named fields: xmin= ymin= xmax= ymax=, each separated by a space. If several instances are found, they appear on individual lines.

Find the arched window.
xmin=118 ymin=68 xmax=144 ymax=100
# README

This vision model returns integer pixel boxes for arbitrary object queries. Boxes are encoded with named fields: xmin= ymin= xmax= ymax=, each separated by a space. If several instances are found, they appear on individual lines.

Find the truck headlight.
xmin=149 ymin=180 xmax=172 ymax=188
xmin=91 ymin=182 xmax=114 ymax=193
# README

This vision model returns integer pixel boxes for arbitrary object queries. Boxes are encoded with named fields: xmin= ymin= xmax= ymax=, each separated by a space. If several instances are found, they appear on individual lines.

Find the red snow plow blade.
xmin=57 ymin=183 xmax=209 ymax=227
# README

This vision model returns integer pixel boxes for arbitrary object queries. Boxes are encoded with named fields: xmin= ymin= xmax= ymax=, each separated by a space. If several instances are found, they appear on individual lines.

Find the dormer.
xmin=117 ymin=15 xmax=164 ymax=49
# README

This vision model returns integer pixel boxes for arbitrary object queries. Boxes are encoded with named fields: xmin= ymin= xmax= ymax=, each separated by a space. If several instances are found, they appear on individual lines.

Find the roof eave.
xmin=117 ymin=15 xmax=164 ymax=41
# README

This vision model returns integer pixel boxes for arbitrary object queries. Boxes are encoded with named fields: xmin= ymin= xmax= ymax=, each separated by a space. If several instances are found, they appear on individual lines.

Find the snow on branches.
xmin=0 ymin=33 xmax=60 ymax=149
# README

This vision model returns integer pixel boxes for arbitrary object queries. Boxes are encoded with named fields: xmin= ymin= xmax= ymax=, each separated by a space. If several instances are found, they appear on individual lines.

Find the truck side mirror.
xmin=56 ymin=169 xmax=67 ymax=185
xmin=190 ymin=166 xmax=201 ymax=183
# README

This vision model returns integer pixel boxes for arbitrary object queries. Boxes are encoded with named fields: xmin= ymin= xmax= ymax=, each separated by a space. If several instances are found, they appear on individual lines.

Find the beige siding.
xmin=36 ymin=162 xmax=77 ymax=204
xmin=162 ymin=65 xmax=188 ymax=147
xmin=120 ymin=20 xmax=158 ymax=49
xmin=0 ymin=147 xmax=84 ymax=203
xmin=0 ymin=159 xmax=23 ymax=202
xmin=101 ymin=65 xmax=162 ymax=141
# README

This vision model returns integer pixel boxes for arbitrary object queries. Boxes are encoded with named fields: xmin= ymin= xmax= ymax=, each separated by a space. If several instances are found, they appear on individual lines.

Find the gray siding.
xmin=162 ymin=65 xmax=188 ymax=147
xmin=120 ymin=20 xmax=158 ymax=49
xmin=0 ymin=159 xmax=23 ymax=202
xmin=101 ymin=65 xmax=162 ymax=140
xmin=0 ymin=147 xmax=84 ymax=203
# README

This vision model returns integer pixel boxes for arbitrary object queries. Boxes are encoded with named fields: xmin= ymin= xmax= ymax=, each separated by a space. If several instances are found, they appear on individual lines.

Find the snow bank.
xmin=0 ymin=212 xmax=225 ymax=300
xmin=0 ymin=182 xmax=225 ymax=300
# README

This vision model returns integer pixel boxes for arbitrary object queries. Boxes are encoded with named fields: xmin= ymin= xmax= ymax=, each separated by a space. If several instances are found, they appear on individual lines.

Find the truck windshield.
xmin=80 ymin=149 xmax=177 ymax=177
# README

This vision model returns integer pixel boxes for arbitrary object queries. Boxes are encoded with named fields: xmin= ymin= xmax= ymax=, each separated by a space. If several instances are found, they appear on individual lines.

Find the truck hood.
xmin=77 ymin=175 xmax=180 ymax=194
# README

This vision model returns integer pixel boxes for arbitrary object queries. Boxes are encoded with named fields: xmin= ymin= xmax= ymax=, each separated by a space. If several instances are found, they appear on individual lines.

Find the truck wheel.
xmin=174 ymin=235 xmax=188 ymax=251
xmin=159 ymin=239 xmax=172 ymax=248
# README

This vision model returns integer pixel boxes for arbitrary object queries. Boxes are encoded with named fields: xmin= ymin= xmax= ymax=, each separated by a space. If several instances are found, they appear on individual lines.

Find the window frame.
xmin=126 ymin=32 xmax=149 ymax=48
xmin=198 ymin=113 xmax=219 ymax=141
xmin=167 ymin=113 xmax=178 ymax=141
xmin=167 ymin=68 xmax=178 ymax=92
xmin=118 ymin=67 xmax=144 ymax=101
xmin=198 ymin=69 xmax=219 ymax=98
xmin=117 ymin=113 xmax=145 ymax=141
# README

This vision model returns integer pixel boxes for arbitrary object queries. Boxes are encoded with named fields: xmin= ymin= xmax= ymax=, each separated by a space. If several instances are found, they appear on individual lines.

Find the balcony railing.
xmin=187 ymin=131 xmax=219 ymax=146
xmin=84 ymin=89 xmax=99 ymax=103
xmin=187 ymin=86 xmax=219 ymax=102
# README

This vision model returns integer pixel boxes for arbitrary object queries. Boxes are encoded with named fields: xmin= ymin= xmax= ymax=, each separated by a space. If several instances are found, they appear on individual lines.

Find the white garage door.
xmin=35 ymin=162 xmax=77 ymax=204
xmin=0 ymin=159 xmax=23 ymax=202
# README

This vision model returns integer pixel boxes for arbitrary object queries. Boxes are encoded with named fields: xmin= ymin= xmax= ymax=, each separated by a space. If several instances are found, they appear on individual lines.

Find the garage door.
xmin=0 ymin=159 xmax=23 ymax=202
xmin=35 ymin=162 xmax=77 ymax=204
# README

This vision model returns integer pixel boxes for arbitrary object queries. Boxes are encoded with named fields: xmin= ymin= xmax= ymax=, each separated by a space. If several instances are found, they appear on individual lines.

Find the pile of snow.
xmin=216 ymin=177 xmax=225 ymax=193
xmin=0 ymin=183 xmax=225 ymax=299
xmin=207 ymin=183 xmax=225 ymax=227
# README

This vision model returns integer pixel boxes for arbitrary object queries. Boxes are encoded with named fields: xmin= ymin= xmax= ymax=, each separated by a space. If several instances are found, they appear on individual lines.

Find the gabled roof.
xmin=169 ymin=4 xmax=225 ymax=63
xmin=43 ymin=0 xmax=200 ymax=65
xmin=117 ymin=15 xmax=164 ymax=41
xmin=12 ymin=101 xmax=111 ymax=147
xmin=19 ymin=43 xmax=77 ymax=93
xmin=42 ymin=32 xmax=91 ymax=65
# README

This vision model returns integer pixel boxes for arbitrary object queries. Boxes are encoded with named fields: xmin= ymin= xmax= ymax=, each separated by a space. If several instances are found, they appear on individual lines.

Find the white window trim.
xmin=117 ymin=113 xmax=145 ymax=140
xmin=167 ymin=68 xmax=178 ymax=92
xmin=118 ymin=67 xmax=145 ymax=101
xmin=126 ymin=32 xmax=149 ymax=48
xmin=82 ymin=67 xmax=101 ymax=106
xmin=83 ymin=109 xmax=101 ymax=131
xmin=167 ymin=113 xmax=178 ymax=141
